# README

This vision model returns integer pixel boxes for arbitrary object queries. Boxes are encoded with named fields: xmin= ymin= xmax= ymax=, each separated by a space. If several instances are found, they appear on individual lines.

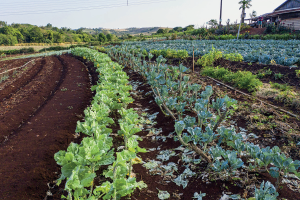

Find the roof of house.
xmin=274 ymin=0 xmax=300 ymax=11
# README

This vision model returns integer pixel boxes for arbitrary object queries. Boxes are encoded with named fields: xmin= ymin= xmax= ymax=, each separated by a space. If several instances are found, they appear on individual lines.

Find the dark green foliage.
xmin=0 ymin=23 xmax=99 ymax=45
xmin=98 ymin=33 xmax=107 ymax=43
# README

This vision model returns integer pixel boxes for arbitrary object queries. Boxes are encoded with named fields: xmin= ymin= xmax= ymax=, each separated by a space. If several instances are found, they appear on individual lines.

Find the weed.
xmin=68 ymin=106 xmax=73 ymax=110
xmin=270 ymin=82 xmax=290 ymax=91
xmin=274 ymin=73 xmax=283 ymax=80
xmin=61 ymin=87 xmax=68 ymax=91
xmin=196 ymin=46 xmax=222 ymax=67
xmin=296 ymin=70 xmax=300 ymax=78
xmin=270 ymin=59 xmax=276 ymax=65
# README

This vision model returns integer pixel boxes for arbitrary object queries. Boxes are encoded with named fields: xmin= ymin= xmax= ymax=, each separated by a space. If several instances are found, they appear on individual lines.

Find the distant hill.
xmin=82 ymin=27 xmax=169 ymax=36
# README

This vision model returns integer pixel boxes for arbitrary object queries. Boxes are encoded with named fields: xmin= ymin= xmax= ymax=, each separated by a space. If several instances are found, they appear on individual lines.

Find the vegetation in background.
xmin=0 ymin=21 xmax=118 ymax=46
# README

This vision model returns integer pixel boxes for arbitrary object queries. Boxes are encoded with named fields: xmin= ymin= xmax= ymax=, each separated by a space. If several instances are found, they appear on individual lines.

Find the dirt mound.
xmin=241 ymin=27 xmax=266 ymax=35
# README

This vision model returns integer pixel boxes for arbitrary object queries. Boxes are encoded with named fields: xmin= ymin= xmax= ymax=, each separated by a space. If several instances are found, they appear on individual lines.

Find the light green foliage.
xmin=54 ymin=48 xmax=147 ymax=200
xmin=270 ymin=82 xmax=290 ymax=91
xmin=296 ymin=70 xmax=300 ymax=78
xmin=223 ymin=53 xmax=243 ymax=62
xmin=196 ymin=46 xmax=222 ymax=67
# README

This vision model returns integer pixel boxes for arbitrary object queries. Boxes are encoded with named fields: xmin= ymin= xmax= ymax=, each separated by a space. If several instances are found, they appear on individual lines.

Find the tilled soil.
xmin=0 ymin=54 xmax=95 ymax=199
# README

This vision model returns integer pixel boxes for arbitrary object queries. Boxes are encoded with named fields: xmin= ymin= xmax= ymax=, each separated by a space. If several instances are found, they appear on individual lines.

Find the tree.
xmin=183 ymin=25 xmax=194 ymax=31
xmin=29 ymin=27 xmax=44 ymax=43
xmin=208 ymin=19 xmax=218 ymax=28
xmin=106 ymin=34 xmax=117 ymax=42
xmin=46 ymin=23 xmax=52 ymax=28
xmin=173 ymin=27 xmax=183 ymax=32
xmin=237 ymin=0 xmax=252 ymax=39
xmin=157 ymin=28 xmax=167 ymax=34
xmin=249 ymin=10 xmax=257 ymax=23
xmin=0 ymin=21 xmax=7 ymax=27
xmin=239 ymin=0 xmax=252 ymax=24
xmin=98 ymin=33 xmax=107 ymax=43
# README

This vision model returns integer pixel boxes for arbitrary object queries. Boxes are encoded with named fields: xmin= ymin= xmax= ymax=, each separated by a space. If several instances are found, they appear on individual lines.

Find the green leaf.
xmin=62 ymin=162 xmax=77 ymax=178
xmin=81 ymin=172 xmax=96 ymax=187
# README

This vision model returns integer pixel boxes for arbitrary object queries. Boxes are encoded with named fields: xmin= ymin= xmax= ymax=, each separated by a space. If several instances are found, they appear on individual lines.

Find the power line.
xmin=0 ymin=0 xmax=118 ymax=9
xmin=0 ymin=0 xmax=176 ymax=15
xmin=0 ymin=0 xmax=177 ymax=16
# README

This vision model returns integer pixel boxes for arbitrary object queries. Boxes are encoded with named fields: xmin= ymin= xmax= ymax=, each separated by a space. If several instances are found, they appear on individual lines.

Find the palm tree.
xmin=237 ymin=0 xmax=252 ymax=39
xmin=249 ymin=10 xmax=257 ymax=23
xmin=239 ymin=0 xmax=252 ymax=24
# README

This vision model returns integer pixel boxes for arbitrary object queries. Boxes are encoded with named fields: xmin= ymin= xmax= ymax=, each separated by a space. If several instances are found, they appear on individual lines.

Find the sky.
xmin=0 ymin=0 xmax=287 ymax=29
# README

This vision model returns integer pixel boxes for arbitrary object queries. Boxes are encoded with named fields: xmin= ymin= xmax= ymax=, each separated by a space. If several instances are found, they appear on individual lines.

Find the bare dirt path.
xmin=0 ymin=54 xmax=93 ymax=199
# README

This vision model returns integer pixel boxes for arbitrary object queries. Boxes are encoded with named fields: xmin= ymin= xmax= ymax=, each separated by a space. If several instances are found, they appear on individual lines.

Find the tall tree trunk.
xmin=241 ymin=7 xmax=245 ymax=24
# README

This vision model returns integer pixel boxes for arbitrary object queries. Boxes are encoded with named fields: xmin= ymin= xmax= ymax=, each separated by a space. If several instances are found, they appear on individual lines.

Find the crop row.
xmin=54 ymin=48 xmax=146 ymax=200
xmin=107 ymin=46 xmax=300 ymax=199
xmin=116 ymin=39 xmax=300 ymax=66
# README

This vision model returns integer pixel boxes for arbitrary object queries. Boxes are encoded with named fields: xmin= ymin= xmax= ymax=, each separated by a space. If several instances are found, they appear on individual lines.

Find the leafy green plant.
xmin=196 ymin=46 xmax=222 ymax=67
xmin=270 ymin=82 xmax=290 ymax=91
xmin=296 ymin=70 xmax=300 ymax=78
xmin=274 ymin=72 xmax=283 ymax=80
xmin=201 ymin=66 xmax=262 ymax=92
xmin=193 ymin=191 xmax=206 ymax=200
xmin=223 ymin=53 xmax=243 ymax=62
xmin=54 ymin=48 xmax=147 ymax=200
xmin=254 ymin=181 xmax=279 ymax=200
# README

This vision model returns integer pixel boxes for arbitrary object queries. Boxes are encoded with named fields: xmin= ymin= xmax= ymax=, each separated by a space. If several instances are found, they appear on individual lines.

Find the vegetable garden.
xmin=0 ymin=38 xmax=300 ymax=199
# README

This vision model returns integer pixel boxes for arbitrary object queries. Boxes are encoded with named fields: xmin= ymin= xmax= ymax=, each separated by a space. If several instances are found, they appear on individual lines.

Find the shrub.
xmin=296 ymin=70 xmax=300 ymax=78
xmin=223 ymin=53 xmax=243 ymax=62
xmin=196 ymin=46 xmax=222 ymax=67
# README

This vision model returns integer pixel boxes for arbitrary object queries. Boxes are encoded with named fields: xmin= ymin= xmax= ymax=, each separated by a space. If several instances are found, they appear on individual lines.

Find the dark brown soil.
xmin=0 ymin=54 xmax=95 ymax=199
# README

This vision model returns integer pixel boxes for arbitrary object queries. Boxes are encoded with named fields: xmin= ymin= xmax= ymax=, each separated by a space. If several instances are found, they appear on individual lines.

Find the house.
xmin=268 ymin=0 xmax=300 ymax=30
xmin=250 ymin=0 xmax=300 ymax=30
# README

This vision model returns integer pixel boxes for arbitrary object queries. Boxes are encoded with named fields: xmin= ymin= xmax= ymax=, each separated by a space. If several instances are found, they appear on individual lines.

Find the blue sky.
xmin=0 ymin=0 xmax=286 ymax=29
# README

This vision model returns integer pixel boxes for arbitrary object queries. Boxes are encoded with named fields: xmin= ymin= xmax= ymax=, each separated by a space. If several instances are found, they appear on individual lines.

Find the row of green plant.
xmin=38 ymin=44 xmax=88 ymax=53
xmin=0 ymin=47 xmax=35 ymax=55
xmin=201 ymin=66 xmax=262 ymax=92
xmin=54 ymin=48 xmax=146 ymax=200
xmin=196 ymin=46 xmax=243 ymax=67
xmin=149 ymin=49 xmax=189 ymax=59
xmin=107 ymin=46 xmax=300 ymax=199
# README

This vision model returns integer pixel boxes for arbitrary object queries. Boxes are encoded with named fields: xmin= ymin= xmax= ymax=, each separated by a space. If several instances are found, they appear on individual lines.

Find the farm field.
xmin=0 ymin=54 xmax=96 ymax=199
xmin=0 ymin=45 xmax=299 ymax=200
xmin=122 ymin=40 xmax=300 ymax=66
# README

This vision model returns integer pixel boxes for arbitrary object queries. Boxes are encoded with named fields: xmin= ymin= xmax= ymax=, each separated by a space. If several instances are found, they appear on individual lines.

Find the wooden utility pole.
xmin=219 ymin=0 xmax=223 ymax=26
xmin=193 ymin=46 xmax=195 ymax=72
